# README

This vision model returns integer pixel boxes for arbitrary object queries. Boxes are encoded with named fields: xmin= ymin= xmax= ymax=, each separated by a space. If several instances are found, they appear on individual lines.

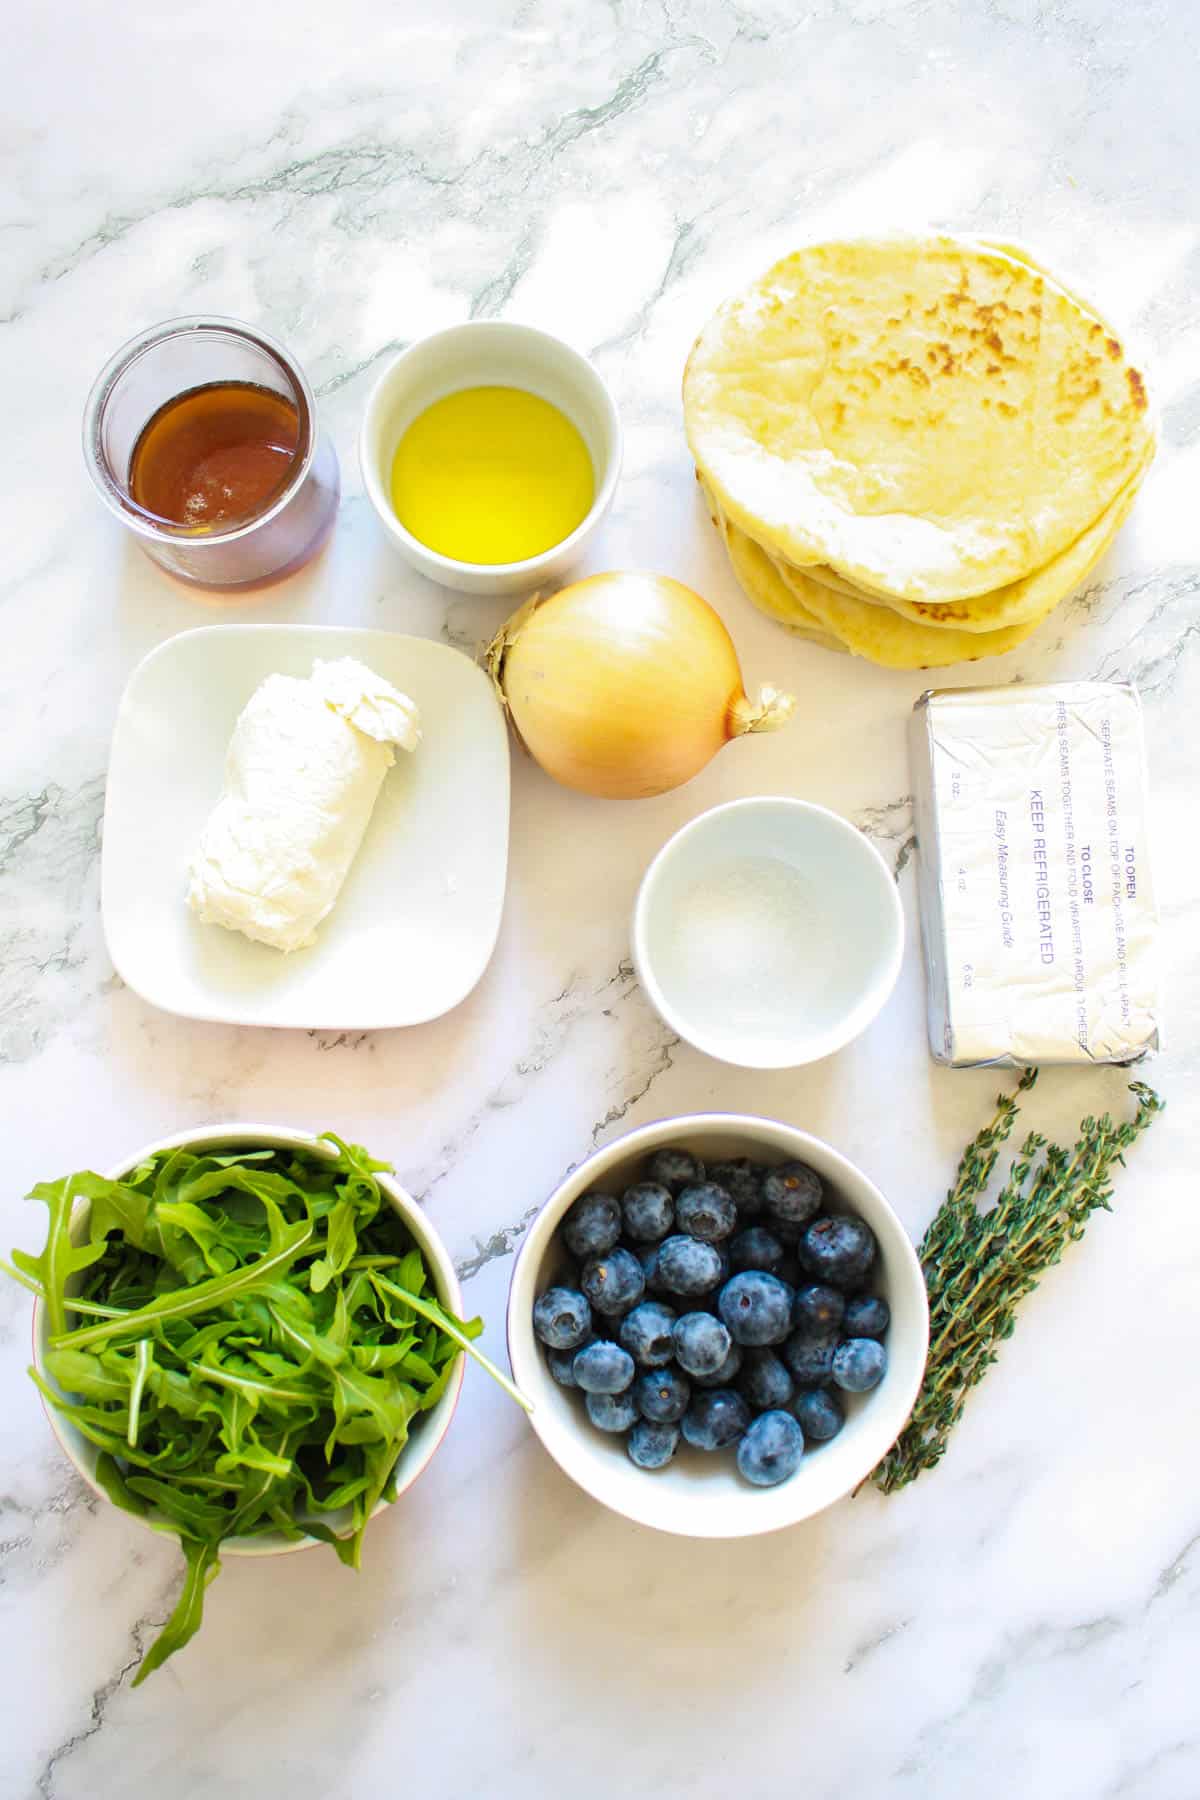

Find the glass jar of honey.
xmin=83 ymin=317 xmax=339 ymax=590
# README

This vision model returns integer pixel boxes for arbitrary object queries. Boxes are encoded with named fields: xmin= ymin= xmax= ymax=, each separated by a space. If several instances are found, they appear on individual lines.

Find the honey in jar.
xmin=128 ymin=382 xmax=300 ymax=531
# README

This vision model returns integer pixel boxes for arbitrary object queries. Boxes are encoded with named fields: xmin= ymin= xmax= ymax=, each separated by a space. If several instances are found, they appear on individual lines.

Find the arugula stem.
xmin=0 ymin=1258 xmax=44 ymax=1300
xmin=372 ymin=1275 xmax=534 ymax=1416
xmin=127 ymin=1340 xmax=153 ymax=1449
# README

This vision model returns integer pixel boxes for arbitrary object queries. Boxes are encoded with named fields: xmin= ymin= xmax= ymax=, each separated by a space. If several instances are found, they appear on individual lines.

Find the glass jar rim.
xmin=81 ymin=315 xmax=319 ymax=544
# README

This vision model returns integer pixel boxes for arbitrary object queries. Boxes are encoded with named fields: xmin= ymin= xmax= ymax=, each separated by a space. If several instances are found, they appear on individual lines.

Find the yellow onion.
xmin=485 ymin=572 xmax=795 ymax=799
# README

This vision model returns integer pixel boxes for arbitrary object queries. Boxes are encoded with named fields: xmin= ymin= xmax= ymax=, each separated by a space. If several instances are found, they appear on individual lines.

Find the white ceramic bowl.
xmin=507 ymin=1114 xmax=929 ymax=1539
xmin=632 ymin=797 xmax=905 ymax=1069
xmin=32 ymin=1124 xmax=466 ymax=1557
xmin=359 ymin=321 xmax=622 ymax=596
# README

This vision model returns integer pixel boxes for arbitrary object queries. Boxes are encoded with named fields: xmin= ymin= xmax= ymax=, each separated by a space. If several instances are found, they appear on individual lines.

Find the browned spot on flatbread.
xmin=912 ymin=601 xmax=971 ymax=621
xmin=927 ymin=343 xmax=959 ymax=375
xmin=1127 ymin=366 xmax=1148 ymax=410
xmin=1053 ymin=355 xmax=1105 ymax=417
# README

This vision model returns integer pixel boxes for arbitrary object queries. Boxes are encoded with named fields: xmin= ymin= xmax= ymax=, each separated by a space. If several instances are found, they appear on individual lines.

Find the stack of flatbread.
xmin=683 ymin=237 xmax=1154 ymax=668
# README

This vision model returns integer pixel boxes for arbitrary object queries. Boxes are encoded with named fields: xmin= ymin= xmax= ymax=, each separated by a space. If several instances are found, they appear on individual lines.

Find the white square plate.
xmin=102 ymin=624 xmax=510 ymax=1029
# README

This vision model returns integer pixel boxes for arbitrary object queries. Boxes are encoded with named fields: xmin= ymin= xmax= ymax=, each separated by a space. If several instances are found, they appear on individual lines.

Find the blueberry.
xmin=647 ymin=1147 xmax=705 ymax=1193
xmin=680 ymin=1387 xmax=751 ymax=1451
xmin=532 ymin=1285 xmax=593 ymax=1350
xmin=673 ymin=1312 xmax=733 ymax=1379
xmin=781 ymin=1330 xmax=838 ymax=1387
xmin=737 ymin=1410 xmax=805 ymax=1486
xmin=843 ymin=1294 xmax=890 ymax=1339
xmin=580 ymin=1247 xmax=645 ymax=1316
xmin=729 ymin=1226 xmax=786 ymax=1275
xmin=717 ymin=1271 xmax=794 ymax=1346
xmin=586 ymin=1390 xmax=638 ymax=1433
xmin=562 ymin=1192 xmax=621 ymax=1258
xmin=692 ymin=1341 xmax=743 ymax=1389
xmin=799 ymin=1215 xmax=877 ymax=1287
xmin=739 ymin=1348 xmax=794 ymax=1412
xmin=675 ymin=1182 xmax=738 ymax=1244
xmin=619 ymin=1300 xmax=677 ymax=1367
xmin=707 ymin=1158 xmax=765 ymax=1216
xmin=627 ymin=1420 xmax=680 ymax=1469
xmin=634 ymin=1367 xmax=690 ymax=1423
xmin=762 ymin=1161 xmax=824 ymax=1227
xmin=547 ymin=1345 xmax=583 ymax=1388
xmin=831 ymin=1337 xmax=887 ymax=1393
xmin=656 ymin=1235 xmax=724 ymax=1296
xmin=790 ymin=1386 xmax=844 ymax=1442
xmin=621 ymin=1181 xmax=674 ymax=1243
xmin=792 ymin=1284 xmax=845 ymax=1335
xmin=573 ymin=1340 xmax=635 ymax=1395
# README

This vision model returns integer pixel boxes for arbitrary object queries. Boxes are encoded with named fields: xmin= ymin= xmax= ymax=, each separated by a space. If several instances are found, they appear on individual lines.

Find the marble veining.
xmin=2 ymin=0 xmax=1198 ymax=1795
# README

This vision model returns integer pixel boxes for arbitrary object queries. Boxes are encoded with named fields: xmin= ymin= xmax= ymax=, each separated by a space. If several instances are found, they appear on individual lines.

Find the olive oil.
xmin=389 ymin=386 xmax=594 ymax=564
xmin=129 ymin=381 xmax=300 ymax=531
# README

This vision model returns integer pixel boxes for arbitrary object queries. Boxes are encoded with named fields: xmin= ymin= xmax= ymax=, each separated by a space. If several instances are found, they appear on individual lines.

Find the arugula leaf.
xmin=328 ymin=1364 xmax=419 ymax=1453
xmin=87 ymin=1181 xmax=162 ymax=1256
xmin=130 ymin=1539 xmax=221 ymax=1689
xmin=43 ymin=1349 xmax=130 ymax=1406
xmin=93 ymin=1451 xmax=151 ymax=1522
xmin=308 ymin=1196 xmax=360 ymax=1294
xmin=9 ymin=1175 xmax=112 ymax=1338
xmin=53 ymin=1217 xmax=314 ymax=1350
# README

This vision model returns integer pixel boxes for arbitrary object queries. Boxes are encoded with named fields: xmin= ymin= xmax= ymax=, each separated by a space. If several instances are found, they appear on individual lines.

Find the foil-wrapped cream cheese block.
xmin=909 ymin=682 xmax=1159 ymax=1067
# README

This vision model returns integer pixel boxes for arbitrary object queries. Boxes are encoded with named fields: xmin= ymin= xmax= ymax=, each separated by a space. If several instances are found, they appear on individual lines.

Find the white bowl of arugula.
xmin=7 ymin=1125 xmax=524 ymax=1686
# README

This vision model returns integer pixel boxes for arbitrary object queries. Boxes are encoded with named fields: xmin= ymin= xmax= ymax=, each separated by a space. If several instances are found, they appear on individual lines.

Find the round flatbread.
xmin=684 ymin=235 xmax=1153 ymax=603
xmin=765 ymin=463 xmax=1140 ymax=667
xmin=754 ymin=524 xmax=1039 ymax=665
xmin=698 ymin=478 xmax=845 ymax=651
xmin=709 ymin=482 xmax=1036 ymax=665
xmin=778 ymin=448 xmax=1151 ymax=632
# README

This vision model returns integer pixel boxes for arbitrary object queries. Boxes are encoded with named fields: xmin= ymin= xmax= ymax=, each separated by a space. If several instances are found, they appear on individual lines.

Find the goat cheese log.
xmin=187 ymin=657 xmax=421 ymax=952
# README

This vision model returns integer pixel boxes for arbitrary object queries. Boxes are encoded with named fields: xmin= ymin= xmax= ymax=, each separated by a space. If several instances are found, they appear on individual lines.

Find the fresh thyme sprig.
xmin=871 ymin=1069 xmax=1165 ymax=1495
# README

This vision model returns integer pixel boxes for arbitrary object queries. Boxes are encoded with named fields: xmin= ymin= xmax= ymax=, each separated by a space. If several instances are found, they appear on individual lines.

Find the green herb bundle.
xmin=872 ymin=1070 xmax=1165 ymax=1495
xmin=4 ymin=1135 xmax=515 ymax=1685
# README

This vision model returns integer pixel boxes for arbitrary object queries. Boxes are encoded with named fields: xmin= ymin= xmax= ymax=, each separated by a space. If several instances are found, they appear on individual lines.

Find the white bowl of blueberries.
xmin=507 ymin=1115 xmax=929 ymax=1537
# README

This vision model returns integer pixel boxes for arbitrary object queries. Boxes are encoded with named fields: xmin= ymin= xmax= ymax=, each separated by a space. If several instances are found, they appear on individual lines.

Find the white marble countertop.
xmin=2 ymin=2 xmax=1198 ymax=1795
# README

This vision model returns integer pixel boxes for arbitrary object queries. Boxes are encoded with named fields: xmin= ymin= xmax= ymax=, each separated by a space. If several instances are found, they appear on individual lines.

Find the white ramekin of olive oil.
xmin=359 ymin=321 xmax=622 ymax=596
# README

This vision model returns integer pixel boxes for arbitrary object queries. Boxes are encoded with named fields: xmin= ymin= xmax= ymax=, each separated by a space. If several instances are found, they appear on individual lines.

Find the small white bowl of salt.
xmin=631 ymin=797 xmax=904 ymax=1069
